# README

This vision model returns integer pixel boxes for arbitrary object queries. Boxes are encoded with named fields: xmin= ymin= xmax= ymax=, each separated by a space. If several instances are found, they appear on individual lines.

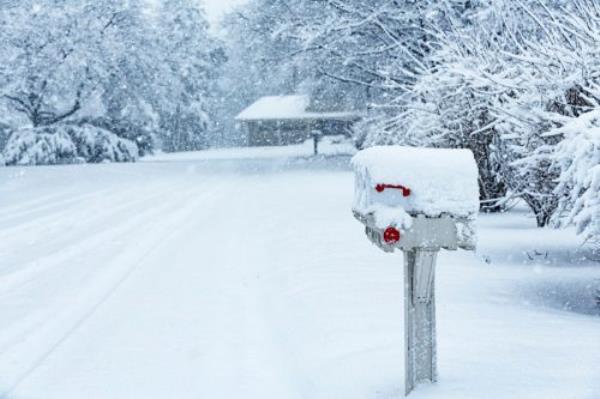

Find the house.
xmin=235 ymin=95 xmax=360 ymax=153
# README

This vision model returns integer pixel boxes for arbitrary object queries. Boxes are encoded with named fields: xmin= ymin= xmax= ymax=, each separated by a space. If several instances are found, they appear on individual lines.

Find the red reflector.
xmin=383 ymin=227 xmax=401 ymax=244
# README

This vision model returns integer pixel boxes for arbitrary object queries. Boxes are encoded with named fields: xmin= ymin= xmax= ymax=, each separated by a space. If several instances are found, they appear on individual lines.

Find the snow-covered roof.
xmin=235 ymin=95 xmax=359 ymax=121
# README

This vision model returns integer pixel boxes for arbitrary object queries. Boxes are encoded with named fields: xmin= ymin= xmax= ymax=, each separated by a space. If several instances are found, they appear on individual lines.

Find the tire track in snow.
xmin=0 ymin=188 xmax=113 ymax=226
xmin=1 ymin=174 xmax=307 ymax=399
xmin=0 ymin=184 xmax=145 ymax=242
xmin=0 ymin=191 xmax=71 ymax=214
xmin=0 ymin=181 xmax=191 ymax=282
xmin=0 ymin=183 xmax=206 ymax=356
xmin=198 ymin=177 xmax=303 ymax=398
xmin=0 ymin=180 xmax=225 ymax=397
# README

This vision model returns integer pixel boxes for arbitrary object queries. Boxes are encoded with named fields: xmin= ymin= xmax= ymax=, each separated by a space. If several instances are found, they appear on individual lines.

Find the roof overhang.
xmin=235 ymin=95 xmax=361 ymax=122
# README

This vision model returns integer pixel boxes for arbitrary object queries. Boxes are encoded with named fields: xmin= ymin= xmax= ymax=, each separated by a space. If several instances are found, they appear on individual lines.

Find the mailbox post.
xmin=351 ymin=146 xmax=479 ymax=396
xmin=404 ymin=248 xmax=437 ymax=393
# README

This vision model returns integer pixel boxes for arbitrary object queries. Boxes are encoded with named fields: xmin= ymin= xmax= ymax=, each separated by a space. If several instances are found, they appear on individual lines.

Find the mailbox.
xmin=351 ymin=146 xmax=479 ymax=395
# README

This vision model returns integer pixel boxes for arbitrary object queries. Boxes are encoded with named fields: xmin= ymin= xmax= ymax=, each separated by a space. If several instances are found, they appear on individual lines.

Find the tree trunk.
xmin=522 ymin=193 xmax=558 ymax=228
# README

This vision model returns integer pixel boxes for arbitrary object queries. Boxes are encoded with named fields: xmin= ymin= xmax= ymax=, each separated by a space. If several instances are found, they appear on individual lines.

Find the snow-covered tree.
xmin=389 ymin=31 xmax=511 ymax=211
xmin=153 ymin=0 xmax=226 ymax=151
xmin=384 ymin=1 xmax=583 ymax=222
xmin=491 ymin=0 xmax=600 ymax=228
xmin=0 ymin=1 xmax=143 ymax=127
xmin=551 ymin=110 xmax=600 ymax=246
xmin=0 ymin=0 xmax=224 ymax=162
xmin=216 ymin=0 xmax=310 ymax=145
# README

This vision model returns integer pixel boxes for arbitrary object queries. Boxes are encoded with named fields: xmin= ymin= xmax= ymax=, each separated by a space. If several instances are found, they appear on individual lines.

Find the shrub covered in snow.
xmin=77 ymin=117 xmax=154 ymax=157
xmin=66 ymin=124 xmax=138 ymax=163
xmin=3 ymin=127 xmax=78 ymax=166
xmin=2 ymin=124 xmax=138 ymax=166
xmin=552 ymin=111 xmax=600 ymax=247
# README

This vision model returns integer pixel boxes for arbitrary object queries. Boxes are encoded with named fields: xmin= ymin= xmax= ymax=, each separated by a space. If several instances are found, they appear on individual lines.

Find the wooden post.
xmin=404 ymin=248 xmax=438 ymax=396
xmin=247 ymin=122 xmax=254 ymax=146
xmin=305 ymin=120 xmax=319 ymax=155
xmin=276 ymin=120 xmax=282 ymax=146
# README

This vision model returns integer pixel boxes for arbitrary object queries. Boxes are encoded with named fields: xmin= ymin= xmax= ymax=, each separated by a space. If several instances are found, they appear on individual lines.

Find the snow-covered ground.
xmin=0 ymin=143 xmax=599 ymax=399
xmin=145 ymin=136 xmax=357 ymax=162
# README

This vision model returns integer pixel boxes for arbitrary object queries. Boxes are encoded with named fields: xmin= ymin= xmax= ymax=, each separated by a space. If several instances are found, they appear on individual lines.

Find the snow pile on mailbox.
xmin=352 ymin=146 xmax=479 ymax=247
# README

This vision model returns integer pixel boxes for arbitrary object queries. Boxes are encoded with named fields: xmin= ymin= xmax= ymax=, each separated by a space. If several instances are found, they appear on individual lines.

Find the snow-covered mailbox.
xmin=352 ymin=146 xmax=479 ymax=395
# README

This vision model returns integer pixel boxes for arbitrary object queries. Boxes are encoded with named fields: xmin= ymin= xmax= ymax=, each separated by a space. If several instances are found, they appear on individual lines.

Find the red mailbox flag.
xmin=375 ymin=183 xmax=411 ymax=197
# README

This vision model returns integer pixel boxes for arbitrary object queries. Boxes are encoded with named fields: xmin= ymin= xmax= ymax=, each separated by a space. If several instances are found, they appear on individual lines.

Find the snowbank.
xmin=352 ymin=146 xmax=479 ymax=220
xmin=143 ymin=136 xmax=356 ymax=162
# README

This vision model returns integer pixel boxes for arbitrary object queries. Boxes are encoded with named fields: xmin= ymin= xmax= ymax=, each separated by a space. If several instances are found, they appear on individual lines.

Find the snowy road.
xmin=1 ymin=147 xmax=599 ymax=399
